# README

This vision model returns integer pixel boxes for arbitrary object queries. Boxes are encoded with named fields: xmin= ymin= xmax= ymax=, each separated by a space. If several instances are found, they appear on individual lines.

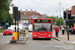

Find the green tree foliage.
xmin=47 ymin=16 xmax=56 ymax=23
xmin=0 ymin=0 xmax=13 ymax=26
xmin=6 ymin=13 xmax=13 ymax=26
xmin=56 ymin=17 xmax=64 ymax=26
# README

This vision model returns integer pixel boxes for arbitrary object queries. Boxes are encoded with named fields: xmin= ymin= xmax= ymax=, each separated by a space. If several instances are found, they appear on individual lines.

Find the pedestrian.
xmin=62 ymin=26 xmax=65 ymax=35
xmin=55 ymin=26 xmax=59 ymax=37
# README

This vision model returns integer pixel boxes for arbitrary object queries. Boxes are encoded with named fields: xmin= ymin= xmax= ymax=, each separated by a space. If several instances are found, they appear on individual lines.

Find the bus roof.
xmin=33 ymin=18 xmax=52 ymax=23
xmin=33 ymin=18 xmax=52 ymax=20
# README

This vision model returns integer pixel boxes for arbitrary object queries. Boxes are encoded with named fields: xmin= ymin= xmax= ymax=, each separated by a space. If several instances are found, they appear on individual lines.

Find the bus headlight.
xmin=34 ymin=35 xmax=37 ymax=37
xmin=48 ymin=35 xmax=51 ymax=37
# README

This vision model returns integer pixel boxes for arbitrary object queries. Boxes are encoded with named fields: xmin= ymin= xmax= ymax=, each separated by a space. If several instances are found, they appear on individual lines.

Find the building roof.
xmin=20 ymin=11 xmax=41 ymax=17
xmin=41 ymin=14 xmax=47 ymax=18
xmin=21 ymin=15 xmax=30 ymax=20
xmin=10 ymin=11 xmax=41 ymax=17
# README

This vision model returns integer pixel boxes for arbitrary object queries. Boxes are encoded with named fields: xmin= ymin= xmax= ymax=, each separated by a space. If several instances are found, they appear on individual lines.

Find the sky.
xmin=9 ymin=0 xmax=75 ymax=17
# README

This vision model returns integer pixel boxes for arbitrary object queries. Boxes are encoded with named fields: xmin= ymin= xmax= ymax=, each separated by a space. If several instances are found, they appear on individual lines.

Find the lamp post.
xmin=62 ymin=8 xmax=64 ymax=25
xmin=4 ymin=19 xmax=6 ymax=29
xmin=20 ymin=9 xmax=22 ymax=23
xmin=8 ymin=16 xmax=9 ymax=27
xmin=59 ymin=3 xmax=61 ymax=30
xmin=56 ymin=10 xmax=57 ymax=19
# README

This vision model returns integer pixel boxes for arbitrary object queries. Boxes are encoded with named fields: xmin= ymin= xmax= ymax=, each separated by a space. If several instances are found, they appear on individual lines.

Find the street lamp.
xmin=8 ymin=16 xmax=9 ymax=27
xmin=4 ymin=18 xmax=6 ymax=29
xmin=20 ymin=9 xmax=22 ymax=23
xmin=56 ymin=10 xmax=57 ymax=19
xmin=62 ymin=8 xmax=64 ymax=25
xmin=59 ymin=3 xmax=61 ymax=30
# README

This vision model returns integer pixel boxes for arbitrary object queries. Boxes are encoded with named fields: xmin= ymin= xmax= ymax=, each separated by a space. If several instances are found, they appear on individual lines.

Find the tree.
xmin=6 ymin=12 xmax=13 ymax=26
xmin=56 ymin=17 xmax=64 ymax=26
xmin=47 ymin=16 xmax=56 ymax=23
xmin=0 ymin=0 xmax=13 ymax=26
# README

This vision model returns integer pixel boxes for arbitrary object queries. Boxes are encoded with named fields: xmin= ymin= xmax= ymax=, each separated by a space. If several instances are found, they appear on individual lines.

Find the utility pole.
xmin=62 ymin=8 xmax=64 ymax=25
xmin=59 ymin=3 xmax=61 ymax=30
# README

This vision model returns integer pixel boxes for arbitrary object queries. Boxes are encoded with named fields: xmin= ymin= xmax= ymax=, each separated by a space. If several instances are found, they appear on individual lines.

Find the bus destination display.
xmin=35 ymin=19 xmax=50 ymax=22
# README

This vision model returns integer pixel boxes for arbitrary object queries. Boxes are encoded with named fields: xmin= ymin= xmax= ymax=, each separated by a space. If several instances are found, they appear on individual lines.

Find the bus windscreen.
xmin=34 ymin=19 xmax=51 ymax=22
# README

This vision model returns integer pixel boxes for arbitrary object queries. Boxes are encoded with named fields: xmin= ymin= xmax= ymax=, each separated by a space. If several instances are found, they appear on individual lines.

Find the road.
xmin=0 ymin=32 xmax=75 ymax=50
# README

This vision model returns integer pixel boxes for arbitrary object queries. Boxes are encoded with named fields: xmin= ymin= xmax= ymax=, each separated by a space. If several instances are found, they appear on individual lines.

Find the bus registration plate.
xmin=40 ymin=37 xmax=44 ymax=38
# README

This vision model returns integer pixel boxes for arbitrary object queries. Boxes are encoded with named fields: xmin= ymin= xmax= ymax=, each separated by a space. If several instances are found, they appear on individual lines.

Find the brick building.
xmin=71 ymin=5 xmax=75 ymax=15
xmin=11 ymin=11 xmax=47 ymax=24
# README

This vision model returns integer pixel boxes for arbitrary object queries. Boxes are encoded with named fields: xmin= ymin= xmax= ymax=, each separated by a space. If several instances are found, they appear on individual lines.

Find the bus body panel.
xmin=32 ymin=18 xmax=52 ymax=39
xmin=32 ymin=31 xmax=52 ymax=38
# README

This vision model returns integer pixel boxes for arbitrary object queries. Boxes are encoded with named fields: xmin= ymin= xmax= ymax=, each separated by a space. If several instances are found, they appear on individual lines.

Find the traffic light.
xmin=63 ymin=10 xmax=72 ymax=20
xmin=13 ymin=7 xmax=18 ymax=19
xmin=17 ymin=11 xmax=20 ymax=21
xmin=63 ymin=11 xmax=66 ymax=19
xmin=68 ymin=10 xmax=71 ymax=19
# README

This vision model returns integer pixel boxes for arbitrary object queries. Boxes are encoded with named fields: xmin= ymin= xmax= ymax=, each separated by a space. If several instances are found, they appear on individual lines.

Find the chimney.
xmin=20 ymin=9 xmax=22 ymax=11
xmin=35 ymin=10 xmax=36 ymax=13
xmin=31 ymin=9 xmax=33 ymax=12
xmin=25 ymin=9 xmax=27 ymax=12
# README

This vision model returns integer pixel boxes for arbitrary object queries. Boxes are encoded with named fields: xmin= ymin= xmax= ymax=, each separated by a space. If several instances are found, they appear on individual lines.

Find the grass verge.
xmin=0 ymin=29 xmax=4 ymax=33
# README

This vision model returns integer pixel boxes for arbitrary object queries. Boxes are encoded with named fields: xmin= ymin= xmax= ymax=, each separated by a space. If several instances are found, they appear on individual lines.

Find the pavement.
xmin=52 ymin=30 xmax=75 ymax=44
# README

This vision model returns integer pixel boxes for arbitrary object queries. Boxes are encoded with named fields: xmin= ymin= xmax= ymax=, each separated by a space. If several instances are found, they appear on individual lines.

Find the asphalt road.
xmin=0 ymin=32 xmax=75 ymax=50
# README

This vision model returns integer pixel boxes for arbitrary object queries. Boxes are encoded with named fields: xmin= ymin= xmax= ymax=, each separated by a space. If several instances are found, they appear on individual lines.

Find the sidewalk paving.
xmin=52 ymin=30 xmax=75 ymax=44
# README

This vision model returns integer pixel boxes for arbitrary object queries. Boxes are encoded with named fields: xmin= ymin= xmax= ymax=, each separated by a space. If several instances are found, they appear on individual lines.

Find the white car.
xmin=28 ymin=24 xmax=33 ymax=32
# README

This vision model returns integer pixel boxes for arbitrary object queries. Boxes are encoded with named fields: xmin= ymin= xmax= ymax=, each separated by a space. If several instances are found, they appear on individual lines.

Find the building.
xmin=41 ymin=14 xmax=47 ymax=18
xmin=71 ymin=5 xmax=75 ymax=15
xmin=11 ymin=11 xmax=47 ymax=24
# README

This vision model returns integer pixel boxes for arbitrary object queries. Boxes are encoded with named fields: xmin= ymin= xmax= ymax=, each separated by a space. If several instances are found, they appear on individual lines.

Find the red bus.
xmin=32 ymin=18 xmax=52 ymax=40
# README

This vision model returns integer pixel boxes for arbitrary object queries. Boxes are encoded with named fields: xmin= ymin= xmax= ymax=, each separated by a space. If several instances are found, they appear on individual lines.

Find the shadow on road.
xmin=32 ymin=38 xmax=51 ymax=41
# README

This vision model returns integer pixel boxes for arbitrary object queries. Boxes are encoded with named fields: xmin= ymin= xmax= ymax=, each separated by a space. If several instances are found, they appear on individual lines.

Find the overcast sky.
xmin=9 ymin=0 xmax=75 ymax=17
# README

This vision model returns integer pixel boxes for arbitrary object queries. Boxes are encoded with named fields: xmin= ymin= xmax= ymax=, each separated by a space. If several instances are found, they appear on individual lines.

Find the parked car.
xmin=3 ymin=29 xmax=14 ymax=35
